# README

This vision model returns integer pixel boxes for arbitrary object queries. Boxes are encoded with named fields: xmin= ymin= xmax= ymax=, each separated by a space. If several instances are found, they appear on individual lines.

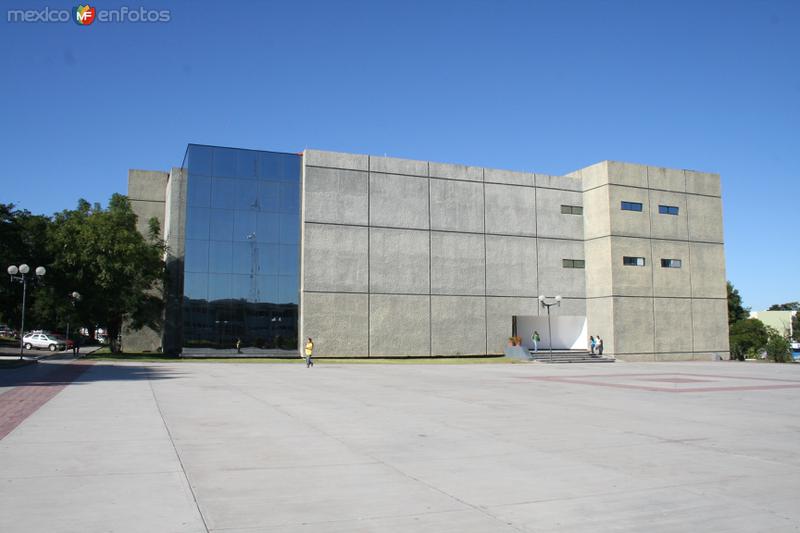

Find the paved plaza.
xmin=1 ymin=359 xmax=799 ymax=532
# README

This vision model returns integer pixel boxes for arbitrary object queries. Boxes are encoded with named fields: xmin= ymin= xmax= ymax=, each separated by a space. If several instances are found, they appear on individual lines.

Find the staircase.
xmin=528 ymin=349 xmax=614 ymax=363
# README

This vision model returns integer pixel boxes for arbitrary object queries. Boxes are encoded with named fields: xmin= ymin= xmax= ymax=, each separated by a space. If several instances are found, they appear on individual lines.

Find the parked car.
xmin=0 ymin=324 xmax=17 ymax=338
xmin=22 ymin=332 xmax=67 ymax=352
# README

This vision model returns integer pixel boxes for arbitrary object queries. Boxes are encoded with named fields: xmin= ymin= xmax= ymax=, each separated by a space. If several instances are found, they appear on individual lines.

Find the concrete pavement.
xmin=1 ymin=360 xmax=799 ymax=532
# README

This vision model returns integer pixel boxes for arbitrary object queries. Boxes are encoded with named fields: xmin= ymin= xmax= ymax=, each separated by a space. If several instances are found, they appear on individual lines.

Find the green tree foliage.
xmin=47 ymin=194 xmax=165 ymax=353
xmin=767 ymin=301 xmax=800 ymax=311
xmin=727 ymin=281 xmax=749 ymax=326
xmin=728 ymin=318 xmax=768 ymax=361
xmin=765 ymin=331 xmax=792 ymax=363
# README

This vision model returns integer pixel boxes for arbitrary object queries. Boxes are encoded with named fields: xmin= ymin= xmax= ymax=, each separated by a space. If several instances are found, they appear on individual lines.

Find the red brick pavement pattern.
xmin=0 ymin=361 xmax=94 ymax=440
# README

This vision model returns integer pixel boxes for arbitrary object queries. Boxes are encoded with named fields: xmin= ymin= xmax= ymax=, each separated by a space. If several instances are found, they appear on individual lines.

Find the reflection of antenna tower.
xmin=247 ymin=232 xmax=259 ymax=302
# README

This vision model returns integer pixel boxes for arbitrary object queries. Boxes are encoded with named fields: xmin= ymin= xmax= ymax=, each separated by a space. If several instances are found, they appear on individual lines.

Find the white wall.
xmin=517 ymin=316 xmax=588 ymax=350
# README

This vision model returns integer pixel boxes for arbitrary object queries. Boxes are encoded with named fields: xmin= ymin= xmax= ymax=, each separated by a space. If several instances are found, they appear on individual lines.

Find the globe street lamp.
xmin=538 ymin=294 xmax=562 ymax=363
xmin=7 ymin=264 xmax=46 ymax=359
xmin=65 ymin=291 xmax=82 ymax=345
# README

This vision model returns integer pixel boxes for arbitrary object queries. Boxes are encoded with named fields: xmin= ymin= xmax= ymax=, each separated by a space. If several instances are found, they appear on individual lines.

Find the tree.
xmin=765 ymin=330 xmax=792 ymax=363
xmin=47 ymin=195 xmax=165 ymax=353
xmin=729 ymin=318 xmax=768 ymax=361
xmin=727 ymin=281 xmax=749 ymax=326
xmin=767 ymin=302 xmax=800 ymax=311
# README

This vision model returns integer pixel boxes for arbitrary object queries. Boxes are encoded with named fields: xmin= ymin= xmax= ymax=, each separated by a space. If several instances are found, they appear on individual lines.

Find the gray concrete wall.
xmin=300 ymin=151 xmax=587 ymax=356
xmin=575 ymin=161 xmax=728 ymax=361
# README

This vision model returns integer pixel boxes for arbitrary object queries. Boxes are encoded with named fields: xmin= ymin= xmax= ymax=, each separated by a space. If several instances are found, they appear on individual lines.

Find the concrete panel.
xmin=582 ymin=186 xmax=611 ymax=241
xmin=370 ymin=228 xmax=429 ymax=294
xmin=692 ymin=298 xmax=730 ymax=353
xmin=485 ymin=235 xmax=537 ymax=297
xmin=607 ymin=161 xmax=648 ymax=188
xmin=369 ymin=173 xmax=429 ymax=229
xmin=584 ymin=237 xmax=612 ymax=298
xmin=653 ymin=297 xmax=693 ymax=353
xmin=430 ymin=179 xmax=484 ymax=233
xmin=301 ymin=292 xmax=368 ymax=356
xmin=685 ymin=169 xmax=721 ymax=196
xmin=304 ymin=149 xmax=368 ymax=171
xmin=652 ymin=240 xmax=691 ymax=297
xmin=649 ymin=190 xmax=688 ymax=240
xmin=303 ymin=167 xmax=368 ymax=225
xmin=613 ymin=296 xmax=655 ymax=355
xmin=483 ymin=168 xmax=534 ymax=187
xmin=647 ymin=166 xmax=685 ymax=193
xmin=430 ymin=232 xmax=485 ymax=296
xmin=429 ymin=161 xmax=482 ymax=182
xmin=486 ymin=297 xmax=540 ymax=354
xmin=608 ymin=185 xmax=651 ymax=238
xmin=537 ymin=239 xmax=585 ymax=298
xmin=536 ymin=188 xmax=583 ymax=240
xmin=130 ymin=199 xmax=166 ymax=241
xmin=484 ymin=183 xmax=536 ymax=236
xmin=586 ymin=297 xmax=614 ymax=355
xmin=568 ymin=161 xmax=608 ymax=191
xmin=609 ymin=237 xmax=653 ymax=297
xmin=431 ymin=296 xmax=486 ymax=355
xmin=535 ymin=173 xmax=582 ymax=192
xmin=303 ymin=224 xmax=368 ymax=292
xmin=369 ymin=155 xmax=428 ymax=177
xmin=690 ymin=243 xmax=726 ymax=298
xmin=128 ymin=169 xmax=169 ymax=202
xmin=687 ymin=194 xmax=724 ymax=243
xmin=557 ymin=297 xmax=587 ymax=316
xmin=369 ymin=294 xmax=430 ymax=356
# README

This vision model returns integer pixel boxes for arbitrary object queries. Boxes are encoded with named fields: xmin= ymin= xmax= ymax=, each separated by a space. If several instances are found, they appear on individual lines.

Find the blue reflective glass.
xmin=185 ymin=239 xmax=209 ymax=273
xmin=256 ymin=275 xmax=279 ymax=303
xmin=257 ymin=181 xmax=281 ymax=212
xmin=278 ymin=275 xmax=298 ymax=304
xmin=279 ymin=182 xmax=300 ymax=213
xmin=187 ymin=175 xmax=211 ymax=208
xmin=256 ymin=213 xmax=280 ymax=243
xmin=259 ymin=152 xmax=300 ymax=181
xmin=208 ymin=274 xmax=232 ymax=302
xmin=658 ymin=205 xmax=679 ymax=215
xmin=233 ymin=210 xmax=258 ymax=242
xmin=211 ymin=178 xmax=237 ymax=209
xmin=279 ymin=213 xmax=299 ymax=244
xmin=187 ymin=145 xmax=213 ymax=176
xmin=209 ymin=210 xmax=234 ymax=241
xmin=258 ymin=244 xmax=280 ymax=275
xmin=209 ymin=241 xmax=233 ymax=273
xmin=230 ymin=274 xmax=253 ymax=301
xmin=621 ymin=201 xmax=643 ymax=212
xmin=235 ymin=180 xmax=259 ymax=210
xmin=279 ymin=244 xmax=298 ymax=276
xmin=184 ymin=272 xmax=208 ymax=300
xmin=213 ymin=148 xmax=238 ymax=177
xmin=231 ymin=242 xmax=253 ymax=275
xmin=186 ymin=208 xmax=211 ymax=240
xmin=237 ymin=150 xmax=258 ymax=179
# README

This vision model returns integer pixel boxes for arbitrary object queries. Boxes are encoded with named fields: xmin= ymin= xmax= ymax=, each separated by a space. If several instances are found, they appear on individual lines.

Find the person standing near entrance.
xmin=304 ymin=337 xmax=314 ymax=368
xmin=597 ymin=336 xmax=604 ymax=356
xmin=532 ymin=331 xmax=540 ymax=352
xmin=589 ymin=336 xmax=596 ymax=355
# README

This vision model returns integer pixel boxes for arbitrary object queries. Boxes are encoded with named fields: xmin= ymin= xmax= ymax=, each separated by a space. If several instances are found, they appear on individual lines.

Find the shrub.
xmin=765 ymin=333 xmax=792 ymax=363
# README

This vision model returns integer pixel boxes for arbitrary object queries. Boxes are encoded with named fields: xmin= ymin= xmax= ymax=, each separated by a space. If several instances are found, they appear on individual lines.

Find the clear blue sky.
xmin=1 ymin=0 xmax=797 ymax=310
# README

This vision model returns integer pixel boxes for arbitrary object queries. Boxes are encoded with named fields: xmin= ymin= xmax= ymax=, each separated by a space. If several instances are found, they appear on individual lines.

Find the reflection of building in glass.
xmin=127 ymin=147 xmax=730 ymax=361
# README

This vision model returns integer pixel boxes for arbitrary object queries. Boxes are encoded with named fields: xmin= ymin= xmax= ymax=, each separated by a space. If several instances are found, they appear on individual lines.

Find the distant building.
xmin=750 ymin=310 xmax=796 ymax=339
xmin=126 ymin=144 xmax=729 ymax=361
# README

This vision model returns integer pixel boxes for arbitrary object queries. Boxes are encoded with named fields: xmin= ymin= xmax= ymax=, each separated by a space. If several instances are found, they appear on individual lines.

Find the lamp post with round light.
xmin=65 ymin=291 xmax=82 ymax=345
xmin=7 ymin=264 xmax=46 ymax=359
xmin=538 ymin=294 xmax=562 ymax=363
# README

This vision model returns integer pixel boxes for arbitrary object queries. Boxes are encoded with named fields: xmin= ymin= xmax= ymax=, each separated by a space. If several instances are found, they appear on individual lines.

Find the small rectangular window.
xmin=560 ymin=205 xmax=583 ymax=215
xmin=658 ymin=205 xmax=679 ymax=215
xmin=623 ymin=256 xmax=646 ymax=267
xmin=562 ymin=259 xmax=585 ymax=269
xmin=621 ymin=201 xmax=643 ymax=212
xmin=660 ymin=258 xmax=682 ymax=268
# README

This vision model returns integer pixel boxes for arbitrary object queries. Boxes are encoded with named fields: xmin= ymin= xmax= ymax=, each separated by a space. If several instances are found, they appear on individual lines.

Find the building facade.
xmin=127 ymin=145 xmax=729 ymax=361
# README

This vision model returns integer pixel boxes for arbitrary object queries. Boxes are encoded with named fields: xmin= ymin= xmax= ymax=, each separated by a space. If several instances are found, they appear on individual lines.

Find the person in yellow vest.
xmin=304 ymin=337 xmax=314 ymax=368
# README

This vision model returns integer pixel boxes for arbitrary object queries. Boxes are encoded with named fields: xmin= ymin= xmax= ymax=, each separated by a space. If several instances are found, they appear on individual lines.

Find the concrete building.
xmin=127 ymin=145 xmax=729 ymax=361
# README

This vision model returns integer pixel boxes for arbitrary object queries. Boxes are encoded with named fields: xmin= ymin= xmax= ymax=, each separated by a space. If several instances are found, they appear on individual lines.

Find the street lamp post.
xmin=538 ymin=294 xmax=562 ymax=363
xmin=7 ymin=264 xmax=46 ymax=360
xmin=65 ymin=291 xmax=82 ymax=344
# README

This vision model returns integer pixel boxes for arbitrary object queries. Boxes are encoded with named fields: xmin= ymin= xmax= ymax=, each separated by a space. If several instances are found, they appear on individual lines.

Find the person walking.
xmin=236 ymin=338 xmax=242 ymax=354
xmin=304 ymin=337 xmax=314 ymax=368
xmin=532 ymin=331 xmax=540 ymax=353
xmin=597 ymin=336 xmax=604 ymax=356
xmin=589 ymin=335 xmax=596 ymax=355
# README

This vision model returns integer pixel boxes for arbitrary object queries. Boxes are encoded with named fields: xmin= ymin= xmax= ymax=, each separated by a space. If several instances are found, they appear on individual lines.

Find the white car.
xmin=22 ymin=332 xmax=67 ymax=352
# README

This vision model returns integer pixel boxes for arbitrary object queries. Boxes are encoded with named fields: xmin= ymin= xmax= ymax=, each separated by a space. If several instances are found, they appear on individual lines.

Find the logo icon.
xmin=73 ymin=4 xmax=96 ymax=25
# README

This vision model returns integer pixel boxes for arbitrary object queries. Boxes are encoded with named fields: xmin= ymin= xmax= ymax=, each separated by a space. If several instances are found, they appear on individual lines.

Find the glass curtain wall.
xmin=182 ymin=144 xmax=300 ymax=353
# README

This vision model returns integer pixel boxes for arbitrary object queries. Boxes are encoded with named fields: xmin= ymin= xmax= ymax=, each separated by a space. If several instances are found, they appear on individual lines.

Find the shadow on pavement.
xmin=0 ymin=359 xmax=185 ymax=389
